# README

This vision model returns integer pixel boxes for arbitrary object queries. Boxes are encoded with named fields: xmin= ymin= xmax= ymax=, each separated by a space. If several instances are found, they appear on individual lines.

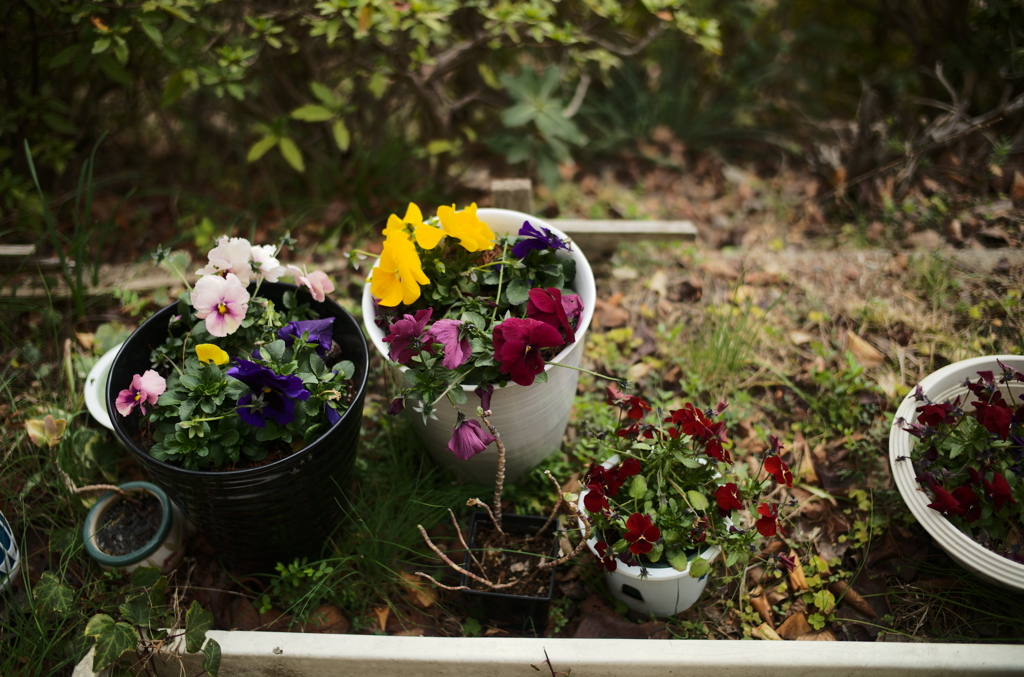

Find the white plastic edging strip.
xmin=165 ymin=633 xmax=1024 ymax=677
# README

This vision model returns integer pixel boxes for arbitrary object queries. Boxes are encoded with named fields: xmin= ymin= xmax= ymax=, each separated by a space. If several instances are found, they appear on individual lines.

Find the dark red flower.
xmin=966 ymin=466 xmax=982 ymax=486
xmin=605 ymin=457 xmax=641 ymax=496
xmin=583 ymin=484 xmax=609 ymax=513
xmin=526 ymin=287 xmax=575 ymax=344
xmin=474 ymin=384 xmax=494 ymax=412
xmin=927 ymin=484 xmax=966 ymax=517
xmin=983 ymin=472 xmax=1017 ymax=512
xmin=446 ymin=413 xmax=495 ymax=460
xmin=777 ymin=553 xmax=797 ymax=573
xmin=594 ymin=540 xmax=618 ymax=572
xmin=623 ymin=513 xmax=661 ymax=555
xmin=768 ymin=434 xmax=784 ymax=455
xmin=764 ymin=455 xmax=794 ymax=488
xmin=755 ymin=503 xmax=779 ymax=537
xmin=951 ymin=485 xmax=982 ymax=523
xmin=704 ymin=437 xmax=732 ymax=464
xmin=917 ymin=402 xmax=958 ymax=427
xmin=668 ymin=403 xmax=714 ymax=438
xmin=715 ymin=483 xmax=743 ymax=516
xmin=973 ymin=401 xmax=1013 ymax=440
xmin=492 ymin=317 xmax=564 ymax=386
xmin=387 ymin=397 xmax=405 ymax=416
xmin=382 ymin=308 xmax=433 ymax=364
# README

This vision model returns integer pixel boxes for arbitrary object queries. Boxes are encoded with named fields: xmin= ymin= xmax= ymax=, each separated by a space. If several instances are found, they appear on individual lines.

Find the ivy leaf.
xmin=119 ymin=594 xmax=152 ymax=629
xmin=247 ymin=135 xmax=278 ymax=163
xmin=34 ymin=571 xmax=74 ymax=615
xmin=185 ymin=601 xmax=214 ymax=653
xmin=85 ymin=615 xmax=137 ymax=672
xmin=290 ymin=104 xmax=333 ymax=122
xmin=278 ymin=137 xmax=305 ymax=173
xmin=203 ymin=638 xmax=221 ymax=676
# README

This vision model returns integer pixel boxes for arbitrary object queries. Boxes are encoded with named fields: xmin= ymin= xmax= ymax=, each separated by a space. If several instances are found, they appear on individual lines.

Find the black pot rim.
xmin=108 ymin=284 xmax=370 ymax=477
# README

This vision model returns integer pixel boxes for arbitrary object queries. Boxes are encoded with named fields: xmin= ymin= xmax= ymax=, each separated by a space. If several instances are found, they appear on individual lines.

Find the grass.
xmin=3 ymin=172 xmax=1024 ymax=675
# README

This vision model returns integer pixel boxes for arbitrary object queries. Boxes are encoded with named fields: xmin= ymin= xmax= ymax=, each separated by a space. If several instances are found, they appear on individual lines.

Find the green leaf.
xmin=812 ymin=589 xmax=836 ymax=612
xmin=50 ymin=45 xmax=82 ymax=69
xmin=686 ymin=490 xmax=709 ymax=512
xmin=203 ymin=638 xmax=221 ymax=676
xmin=34 ymin=571 xmax=73 ymax=615
xmin=162 ymin=72 xmax=188 ymax=108
xmin=92 ymin=38 xmax=111 ymax=55
xmin=112 ymin=37 xmax=129 ymax=65
xmin=501 ymin=102 xmax=536 ymax=128
xmin=119 ymin=594 xmax=152 ymax=629
xmin=332 ymin=120 xmax=350 ymax=151
xmin=184 ymin=601 xmax=214 ymax=653
xmin=291 ymin=104 xmax=334 ymax=122
xmin=427 ymin=139 xmax=454 ymax=155
xmin=688 ymin=556 xmax=710 ymax=579
xmin=667 ymin=550 xmax=690 ymax=571
xmin=278 ymin=137 xmax=305 ymax=173
xmin=310 ymin=81 xmax=338 ymax=107
xmin=628 ymin=474 xmax=648 ymax=499
xmin=807 ymin=612 xmax=826 ymax=631
xmin=504 ymin=278 xmax=531 ymax=306
xmin=140 ymin=21 xmax=163 ymax=47
xmin=85 ymin=615 xmax=137 ymax=672
xmin=247 ymin=135 xmax=278 ymax=163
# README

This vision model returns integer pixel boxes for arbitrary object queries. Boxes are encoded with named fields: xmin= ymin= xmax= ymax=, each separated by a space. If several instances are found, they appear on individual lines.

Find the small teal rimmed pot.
xmin=0 ymin=510 xmax=20 ymax=592
xmin=83 ymin=481 xmax=186 ymax=574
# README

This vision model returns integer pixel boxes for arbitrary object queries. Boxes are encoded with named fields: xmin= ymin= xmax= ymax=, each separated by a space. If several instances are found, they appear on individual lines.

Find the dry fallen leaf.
xmin=647 ymin=269 xmax=669 ymax=296
xmin=750 ymin=592 xmax=774 ymax=627
xmin=1012 ymin=170 xmax=1024 ymax=202
xmin=754 ymin=622 xmax=783 ymax=640
xmin=400 ymin=571 xmax=437 ymax=609
xmin=700 ymin=259 xmax=740 ymax=280
xmin=829 ymin=580 xmax=877 ymax=619
xmin=788 ymin=554 xmax=809 ymax=592
xmin=373 ymin=605 xmax=390 ymax=632
xmin=777 ymin=612 xmax=813 ymax=640
xmin=789 ymin=331 xmax=814 ymax=346
xmin=76 ymin=332 xmax=95 ymax=350
xmin=796 ymin=629 xmax=837 ymax=641
xmin=844 ymin=331 xmax=884 ymax=367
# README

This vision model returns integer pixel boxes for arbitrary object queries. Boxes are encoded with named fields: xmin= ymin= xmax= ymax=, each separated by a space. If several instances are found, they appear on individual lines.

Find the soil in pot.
xmin=464 ymin=522 xmax=556 ymax=598
xmin=95 ymin=494 xmax=163 ymax=557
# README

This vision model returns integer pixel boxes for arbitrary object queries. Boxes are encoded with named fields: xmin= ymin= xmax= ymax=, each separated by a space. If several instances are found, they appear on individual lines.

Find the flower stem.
xmin=480 ymin=409 xmax=505 ymax=532
xmin=545 ymin=361 xmax=629 ymax=387
xmin=491 ymin=243 xmax=508 ymax=322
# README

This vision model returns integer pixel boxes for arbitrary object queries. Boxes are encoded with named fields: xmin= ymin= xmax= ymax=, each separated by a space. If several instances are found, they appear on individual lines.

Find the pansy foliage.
xmin=577 ymin=392 xmax=792 ymax=578
xmin=116 ymin=236 xmax=354 ymax=470
xmin=901 ymin=362 xmax=1024 ymax=563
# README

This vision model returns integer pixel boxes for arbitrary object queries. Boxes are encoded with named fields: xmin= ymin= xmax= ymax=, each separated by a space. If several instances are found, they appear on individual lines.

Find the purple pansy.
xmin=382 ymin=308 xmax=433 ymax=364
xmin=447 ymin=412 xmax=495 ymax=460
xmin=278 ymin=318 xmax=335 ymax=357
xmin=426 ymin=319 xmax=471 ymax=369
xmin=475 ymin=384 xmax=494 ymax=412
xmin=511 ymin=221 xmax=569 ymax=259
xmin=228 ymin=359 xmax=310 ymax=427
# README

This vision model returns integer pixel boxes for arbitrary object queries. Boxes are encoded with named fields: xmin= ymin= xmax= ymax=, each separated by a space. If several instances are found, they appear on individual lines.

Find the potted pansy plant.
xmin=891 ymin=356 xmax=1024 ymax=591
xmin=575 ymin=388 xmax=796 ymax=617
xmin=107 ymin=235 xmax=369 ymax=573
xmin=359 ymin=204 xmax=598 ymax=484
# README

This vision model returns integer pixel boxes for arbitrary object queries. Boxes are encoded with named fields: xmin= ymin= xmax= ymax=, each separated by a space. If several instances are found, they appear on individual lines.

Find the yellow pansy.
xmin=196 ymin=343 xmax=229 ymax=365
xmin=436 ymin=203 xmax=495 ymax=252
xmin=384 ymin=203 xmax=445 ymax=250
xmin=371 ymin=233 xmax=430 ymax=306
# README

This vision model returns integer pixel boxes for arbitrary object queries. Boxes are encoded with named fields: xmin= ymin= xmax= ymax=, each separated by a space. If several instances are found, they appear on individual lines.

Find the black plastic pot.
xmin=459 ymin=512 xmax=559 ymax=633
xmin=107 ymin=282 xmax=369 ymax=573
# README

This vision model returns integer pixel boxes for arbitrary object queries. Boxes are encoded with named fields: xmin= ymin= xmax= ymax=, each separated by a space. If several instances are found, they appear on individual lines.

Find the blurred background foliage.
xmin=1 ymin=0 xmax=1022 ymax=251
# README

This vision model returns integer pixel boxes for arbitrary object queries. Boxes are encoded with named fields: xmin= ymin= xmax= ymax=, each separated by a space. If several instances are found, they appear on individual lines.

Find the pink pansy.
xmin=426 ymin=319 xmax=471 ymax=369
xmin=196 ymin=236 xmax=254 ymax=285
xmin=287 ymin=265 xmax=335 ymax=303
xmin=250 ymin=244 xmax=285 ymax=282
xmin=115 ymin=370 xmax=166 ymax=416
xmin=191 ymin=273 xmax=250 ymax=337
xmin=446 ymin=413 xmax=495 ymax=460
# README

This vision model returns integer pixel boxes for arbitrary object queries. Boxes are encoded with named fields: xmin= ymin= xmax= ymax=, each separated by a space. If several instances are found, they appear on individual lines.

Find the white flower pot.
xmin=0 ymin=510 xmax=20 ymax=592
xmin=361 ymin=209 xmax=596 ymax=484
xmin=84 ymin=342 xmax=124 ymax=431
xmin=579 ymin=456 xmax=721 ymax=617
xmin=889 ymin=354 xmax=1024 ymax=592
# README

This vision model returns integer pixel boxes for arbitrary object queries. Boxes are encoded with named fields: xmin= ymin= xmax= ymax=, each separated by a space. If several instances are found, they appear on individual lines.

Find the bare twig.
xmin=562 ymin=74 xmax=591 ymax=119
xmin=413 ymin=572 xmax=471 ymax=592
xmin=466 ymin=498 xmax=501 ymax=536
xmin=416 ymin=524 xmax=498 ymax=588
xmin=448 ymin=508 xmax=484 ymax=572
xmin=536 ymin=471 xmax=565 ymax=538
